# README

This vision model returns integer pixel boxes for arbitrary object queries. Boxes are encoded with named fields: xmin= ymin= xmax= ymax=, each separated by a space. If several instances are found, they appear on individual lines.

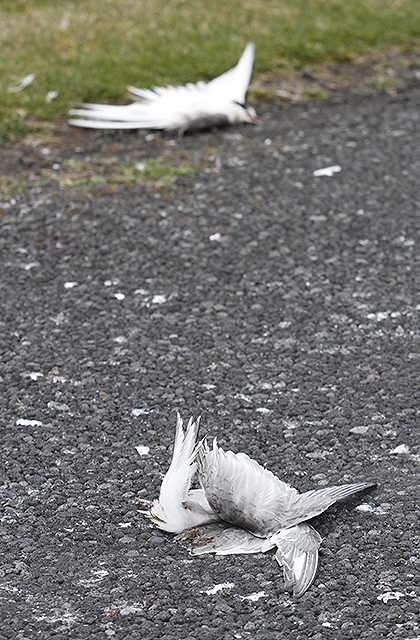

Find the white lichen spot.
xmin=367 ymin=311 xmax=391 ymax=321
xmin=377 ymin=591 xmax=405 ymax=603
xmin=78 ymin=569 xmax=109 ymax=587
xmin=239 ymin=591 xmax=267 ymax=602
xmin=151 ymin=294 xmax=167 ymax=304
xmin=64 ymin=281 xmax=78 ymax=289
xmin=204 ymin=582 xmax=235 ymax=595
xmin=132 ymin=408 xmax=155 ymax=416
xmin=114 ymin=292 xmax=125 ymax=300
xmin=16 ymin=418 xmax=43 ymax=427
xmin=21 ymin=371 xmax=44 ymax=381
xmin=313 ymin=165 xmax=341 ymax=177
xmin=234 ymin=393 xmax=252 ymax=403
xmin=349 ymin=426 xmax=370 ymax=435
xmin=390 ymin=444 xmax=410 ymax=454
xmin=118 ymin=603 xmax=145 ymax=615
xmin=356 ymin=503 xmax=392 ymax=515
xmin=209 ymin=232 xmax=222 ymax=241
xmin=135 ymin=445 xmax=150 ymax=456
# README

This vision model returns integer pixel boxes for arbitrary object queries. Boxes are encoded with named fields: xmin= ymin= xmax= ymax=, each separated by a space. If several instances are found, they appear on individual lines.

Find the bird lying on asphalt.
xmin=68 ymin=43 xmax=258 ymax=135
xmin=139 ymin=414 xmax=375 ymax=598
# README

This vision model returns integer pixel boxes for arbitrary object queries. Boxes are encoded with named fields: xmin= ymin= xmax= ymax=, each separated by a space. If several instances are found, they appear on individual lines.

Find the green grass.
xmin=0 ymin=156 xmax=196 ymax=195
xmin=1 ymin=0 xmax=420 ymax=140
xmin=62 ymin=156 xmax=196 ymax=187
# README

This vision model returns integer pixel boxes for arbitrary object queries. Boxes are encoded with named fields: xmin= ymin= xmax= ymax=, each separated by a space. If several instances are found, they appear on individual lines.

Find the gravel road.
xmin=1 ymin=63 xmax=420 ymax=639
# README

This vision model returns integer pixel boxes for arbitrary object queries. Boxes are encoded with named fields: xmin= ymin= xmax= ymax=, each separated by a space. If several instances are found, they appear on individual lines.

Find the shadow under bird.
xmin=139 ymin=414 xmax=375 ymax=598
xmin=68 ymin=43 xmax=258 ymax=135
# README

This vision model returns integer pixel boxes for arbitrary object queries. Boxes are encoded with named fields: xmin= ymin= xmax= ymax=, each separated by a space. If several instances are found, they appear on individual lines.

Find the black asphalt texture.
xmin=1 ymin=80 xmax=420 ymax=640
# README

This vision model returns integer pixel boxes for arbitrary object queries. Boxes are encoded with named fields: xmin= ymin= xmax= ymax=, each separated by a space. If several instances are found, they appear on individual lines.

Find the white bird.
xmin=139 ymin=414 xmax=375 ymax=598
xmin=68 ymin=43 xmax=258 ymax=135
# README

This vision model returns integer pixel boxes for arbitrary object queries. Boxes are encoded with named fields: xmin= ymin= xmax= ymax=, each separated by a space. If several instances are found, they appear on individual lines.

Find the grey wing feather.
xmin=198 ymin=439 xmax=299 ymax=536
xmin=284 ymin=482 xmax=376 ymax=528
xmin=272 ymin=523 xmax=322 ymax=598
xmin=179 ymin=523 xmax=270 ymax=556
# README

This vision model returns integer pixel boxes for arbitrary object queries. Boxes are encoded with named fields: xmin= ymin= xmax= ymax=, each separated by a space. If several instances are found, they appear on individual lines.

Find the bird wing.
xmin=197 ymin=439 xmax=299 ymax=536
xmin=127 ymin=81 xmax=208 ymax=102
xmin=126 ymin=42 xmax=254 ymax=107
xmin=283 ymin=482 xmax=376 ymax=528
xmin=67 ymin=116 xmax=170 ymax=130
xmin=271 ymin=523 xmax=322 ymax=598
xmin=145 ymin=414 xmax=219 ymax=532
xmin=206 ymin=42 xmax=255 ymax=104
xmin=68 ymin=100 xmax=174 ymax=130
xmin=178 ymin=522 xmax=269 ymax=556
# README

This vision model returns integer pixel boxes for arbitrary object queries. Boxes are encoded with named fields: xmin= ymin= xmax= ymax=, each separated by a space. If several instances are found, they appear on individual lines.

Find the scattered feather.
xmin=45 ymin=90 xmax=59 ymax=103
xmin=313 ymin=165 xmax=342 ymax=177
xmin=8 ymin=73 xmax=35 ymax=93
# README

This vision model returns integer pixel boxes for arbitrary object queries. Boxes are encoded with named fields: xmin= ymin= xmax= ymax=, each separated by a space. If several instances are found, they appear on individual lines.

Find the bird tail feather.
xmin=272 ymin=523 xmax=322 ymax=598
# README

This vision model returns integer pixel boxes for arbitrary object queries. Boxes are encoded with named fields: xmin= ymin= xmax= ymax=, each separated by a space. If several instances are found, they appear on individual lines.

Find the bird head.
xmin=230 ymin=101 xmax=261 ymax=125
xmin=244 ymin=105 xmax=261 ymax=124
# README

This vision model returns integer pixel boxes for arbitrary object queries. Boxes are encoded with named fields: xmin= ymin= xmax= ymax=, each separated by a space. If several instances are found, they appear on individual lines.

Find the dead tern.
xmin=139 ymin=414 xmax=375 ymax=598
xmin=68 ymin=43 xmax=258 ymax=134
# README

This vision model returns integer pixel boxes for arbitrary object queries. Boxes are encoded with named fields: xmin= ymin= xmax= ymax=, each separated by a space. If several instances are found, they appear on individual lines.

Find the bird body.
xmin=140 ymin=414 xmax=375 ymax=597
xmin=69 ymin=43 xmax=258 ymax=134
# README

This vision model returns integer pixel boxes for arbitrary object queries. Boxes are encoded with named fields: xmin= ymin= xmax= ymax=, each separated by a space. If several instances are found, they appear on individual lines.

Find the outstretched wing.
xmin=271 ymin=523 xmax=322 ymax=598
xmin=206 ymin=42 xmax=254 ymax=104
xmin=283 ymin=482 xmax=376 ymax=528
xmin=197 ymin=439 xmax=299 ymax=536
xmin=178 ymin=522 xmax=269 ymax=556
xmin=68 ymin=100 xmax=172 ymax=130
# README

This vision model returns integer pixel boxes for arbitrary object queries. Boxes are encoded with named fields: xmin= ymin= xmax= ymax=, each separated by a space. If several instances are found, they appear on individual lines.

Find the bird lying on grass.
xmin=68 ymin=43 xmax=258 ymax=135
xmin=139 ymin=414 xmax=375 ymax=598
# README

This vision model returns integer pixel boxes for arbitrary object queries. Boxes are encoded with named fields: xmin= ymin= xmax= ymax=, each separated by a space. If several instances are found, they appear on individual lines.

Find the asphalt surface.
xmin=1 ymin=70 xmax=420 ymax=639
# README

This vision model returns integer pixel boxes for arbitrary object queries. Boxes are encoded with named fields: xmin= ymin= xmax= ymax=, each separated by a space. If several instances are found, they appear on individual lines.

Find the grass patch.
xmin=1 ymin=0 xmax=420 ymax=140
xmin=62 ymin=156 xmax=196 ymax=186
xmin=0 ymin=176 xmax=27 ymax=199
xmin=303 ymin=87 xmax=330 ymax=100
xmin=0 ymin=156 xmax=197 ymax=194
